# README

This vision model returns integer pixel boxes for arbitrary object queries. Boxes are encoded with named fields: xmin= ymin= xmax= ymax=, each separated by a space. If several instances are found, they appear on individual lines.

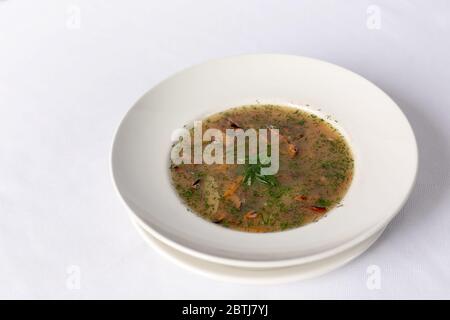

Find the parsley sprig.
xmin=242 ymin=161 xmax=278 ymax=187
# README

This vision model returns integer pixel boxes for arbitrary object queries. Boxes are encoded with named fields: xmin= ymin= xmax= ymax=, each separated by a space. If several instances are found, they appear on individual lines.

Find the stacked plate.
xmin=111 ymin=55 xmax=417 ymax=284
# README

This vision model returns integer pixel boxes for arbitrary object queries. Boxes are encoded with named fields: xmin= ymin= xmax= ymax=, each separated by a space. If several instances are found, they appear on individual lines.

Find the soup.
xmin=169 ymin=105 xmax=354 ymax=232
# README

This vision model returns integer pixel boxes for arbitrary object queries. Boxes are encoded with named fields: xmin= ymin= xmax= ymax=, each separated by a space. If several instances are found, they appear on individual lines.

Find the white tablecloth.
xmin=1 ymin=0 xmax=449 ymax=299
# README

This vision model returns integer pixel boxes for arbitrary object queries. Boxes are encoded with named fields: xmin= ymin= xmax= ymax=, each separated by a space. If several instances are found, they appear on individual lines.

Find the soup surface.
xmin=170 ymin=105 xmax=354 ymax=232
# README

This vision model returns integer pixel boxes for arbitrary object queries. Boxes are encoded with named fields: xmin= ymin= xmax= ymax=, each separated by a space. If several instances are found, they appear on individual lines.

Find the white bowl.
xmin=111 ymin=54 xmax=417 ymax=268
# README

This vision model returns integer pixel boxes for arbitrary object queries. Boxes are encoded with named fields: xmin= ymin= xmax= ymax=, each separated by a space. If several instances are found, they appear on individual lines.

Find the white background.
xmin=1 ymin=0 xmax=449 ymax=299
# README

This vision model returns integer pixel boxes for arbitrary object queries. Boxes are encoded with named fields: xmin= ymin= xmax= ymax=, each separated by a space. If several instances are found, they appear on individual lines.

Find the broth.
xmin=170 ymin=105 xmax=354 ymax=232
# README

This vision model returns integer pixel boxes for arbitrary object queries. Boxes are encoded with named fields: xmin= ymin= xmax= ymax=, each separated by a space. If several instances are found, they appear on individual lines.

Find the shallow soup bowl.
xmin=111 ymin=54 xmax=417 ymax=268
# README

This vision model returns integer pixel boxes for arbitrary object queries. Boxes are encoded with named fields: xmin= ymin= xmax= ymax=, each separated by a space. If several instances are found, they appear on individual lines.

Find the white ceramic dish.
xmin=132 ymin=216 xmax=387 ymax=284
xmin=111 ymin=54 xmax=417 ymax=268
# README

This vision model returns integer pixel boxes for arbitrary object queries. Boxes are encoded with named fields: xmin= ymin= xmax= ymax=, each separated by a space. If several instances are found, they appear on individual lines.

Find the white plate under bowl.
xmin=132 ymin=216 xmax=387 ymax=285
xmin=111 ymin=54 xmax=417 ymax=269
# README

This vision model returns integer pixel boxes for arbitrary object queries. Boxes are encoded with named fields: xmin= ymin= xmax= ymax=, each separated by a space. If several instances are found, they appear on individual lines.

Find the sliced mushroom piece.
xmin=191 ymin=178 xmax=201 ymax=188
xmin=227 ymin=118 xmax=241 ymax=129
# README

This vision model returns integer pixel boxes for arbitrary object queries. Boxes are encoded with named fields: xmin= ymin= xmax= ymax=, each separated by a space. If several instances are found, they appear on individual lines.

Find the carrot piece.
xmin=228 ymin=194 xmax=241 ymax=209
xmin=244 ymin=210 xmax=258 ymax=219
xmin=287 ymin=143 xmax=298 ymax=158
xmin=309 ymin=206 xmax=327 ymax=213
xmin=294 ymin=195 xmax=308 ymax=201
xmin=223 ymin=176 xmax=244 ymax=197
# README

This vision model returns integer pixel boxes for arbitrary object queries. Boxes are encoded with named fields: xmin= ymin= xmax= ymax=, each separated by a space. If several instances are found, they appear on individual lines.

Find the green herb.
xmin=221 ymin=221 xmax=230 ymax=227
xmin=261 ymin=212 xmax=273 ymax=225
xmin=252 ymin=190 xmax=261 ymax=197
xmin=182 ymin=189 xmax=194 ymax=198
xmin=193 ymin=171 xmax=206 ymax=179
xmin=225 ymin=203 xmax=240 ymax=216
xmin=315 ymin=198 xmax=332 ymax=207
xmin=242 ymin=161 xmax=278 ymax=187
xmin=280 ymin=222 xmax=290 ymax=230
xmin=321 ymin=161 xmax=334 ymax=169
xmin=268 ymin=185 xmax=291 ymax=199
